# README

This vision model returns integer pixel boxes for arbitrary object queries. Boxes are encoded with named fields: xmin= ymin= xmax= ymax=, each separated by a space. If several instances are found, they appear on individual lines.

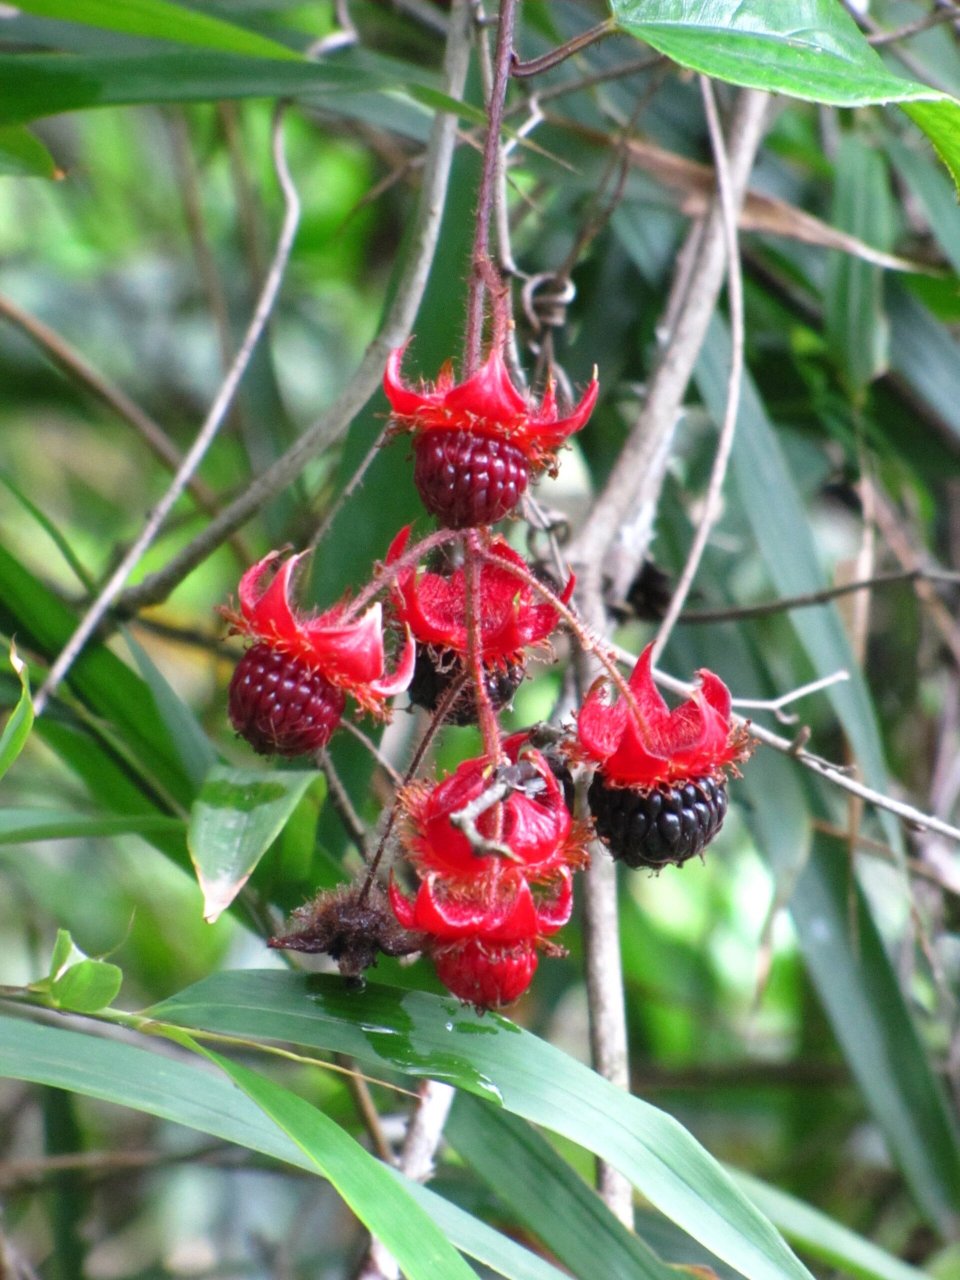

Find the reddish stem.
xmin=357 ymin=667 xmax=470 ymax=904
xmin=343 ymin=527 xmax=460 ymax=618
xmin=464 ymin=529 xmax=506 ymax=764
xmin=463 ymin=0 xmax=520 ymax=375
xmin=474 ymin=546 xmax=649 ymax=736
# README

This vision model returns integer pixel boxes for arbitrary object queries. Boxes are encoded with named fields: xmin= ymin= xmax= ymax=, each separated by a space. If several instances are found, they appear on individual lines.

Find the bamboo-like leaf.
xmin=207 ymin=1050 xmax=478 ymax=1280
xmin=150 ymin=970 xmax=814 ymax=1280
xmin=0 ymin=542 xmax=195 ymax=807
xmin=447 ymin=1094 xmax=676 ymax=1279
xmin=740 ymin=735 xmax=960 ymax=1236
xmin=0 ymin=125 xmax=59 ymax=178
xmin=695 ymin=315 xmax=901 ymax=852
xmin=0 ymin=809 xmax=184 ymax=845
xmin=14 ymin=0 xmax=300 ymax=60
xmin=188 ymin=765 xmax=324 ymax=922
xmin=729 ymin=1169 xmax=933 ymax=1280
xmin=0 ymin=1015 xmax=570 ymax=1280
xmin=0 ymin=642 xmax=34 ymax=781
xmin=825 ymin=135 xmax=893 ymax=396
xmin=611 ymin=0 xmax=960 ymax=187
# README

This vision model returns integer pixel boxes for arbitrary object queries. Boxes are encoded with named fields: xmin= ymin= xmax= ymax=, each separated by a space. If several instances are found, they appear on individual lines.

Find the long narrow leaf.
xmin=150 ymin=970 xmax=814 ymax=1280
xmin=207 ymin=1050 xmax=478 ymax=1280
xmin=14 ymin=0 xmax=300 ymax=60
xmin=0 ymin=1015 xmax=569 ymax=1280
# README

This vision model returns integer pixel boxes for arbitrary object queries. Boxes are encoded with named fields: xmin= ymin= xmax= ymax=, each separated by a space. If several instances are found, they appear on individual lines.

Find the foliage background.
xmin=1 ymin=1 xmax=960 ymax=1277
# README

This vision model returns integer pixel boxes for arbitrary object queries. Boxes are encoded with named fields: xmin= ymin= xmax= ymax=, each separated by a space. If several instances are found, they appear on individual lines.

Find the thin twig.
xmin=33 ymin=107 xmax=301 ymax=717
xmin=0 ymin=292 xmax=243 ymax=550
xmin=680 ymin=566 xmax=960 ymax=624
xmin=463 ymin=0 xmax=519 ymax=373
xmin=566 ymin=88 xmax=769 ymax=606
xmin=337 ymin=717 xmax=404 ymax=786
xmin=867 ymin=5 xmax=960 ymax=44
xmin=450 ymin=778 xmax=518 ymax=860
xmin=643 ymin=658 xmax=960 ymax=847
xmin=511 ymin=19 xmax=615 ymax=78
xmin=651 ymin=77 xmax=745 ymax=663
xmin=317 ymin=748 xmax=368 ymax=853
xmin=115 ymin=5 xmax=473 ymax=618
xmin=731 ymin=670 xmax=849 ymax=723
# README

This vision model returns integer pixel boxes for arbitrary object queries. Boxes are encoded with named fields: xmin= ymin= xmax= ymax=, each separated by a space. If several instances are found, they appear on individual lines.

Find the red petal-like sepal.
xmin=221 ymin=553 xmax=413 ymax=720
xmin=387 ymin=525 xmax=568 ymax=666
xmin=577 ymin=644 xmax=747 ymax=787
xmin=384 ymin=344 xmax=598 ymax=472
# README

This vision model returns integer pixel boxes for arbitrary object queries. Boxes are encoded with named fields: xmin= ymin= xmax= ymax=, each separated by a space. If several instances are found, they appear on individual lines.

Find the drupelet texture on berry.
xmin=588 ymin=774 xmax=728 ymax=870
xmin=228 ymin=643 xmax=346 ymax=757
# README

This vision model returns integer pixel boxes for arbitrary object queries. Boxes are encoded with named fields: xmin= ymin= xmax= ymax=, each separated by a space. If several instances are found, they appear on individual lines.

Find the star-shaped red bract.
xmin=384 ymin=344 xmax=598 ymax=470
xmin=388 ymin=737 xmax=587 ymax=1008
xmin=384 ymin=344 xmax=598 ymax=528
xmin=386 ymin=525 xmax=571 ymax=668
xmin=577 ymin=644 xmax=747 ymax=787
xmin=221 ymin=550 xmax=415 ymax=716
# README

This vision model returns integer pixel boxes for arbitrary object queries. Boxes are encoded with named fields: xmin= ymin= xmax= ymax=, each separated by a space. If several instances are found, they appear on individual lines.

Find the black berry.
xmin=408 ymin=647 xmax=523 ymax=725
xmin=588 ymin=774 xmax=728 ymax=869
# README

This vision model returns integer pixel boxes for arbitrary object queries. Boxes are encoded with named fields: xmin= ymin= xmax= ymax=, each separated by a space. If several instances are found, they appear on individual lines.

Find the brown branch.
xmin=566 ymin=89 xmax=770 ymax=606
xmin=0 ymin=292 xmax=248 ymax=560
xmin=114 ymin=3 xmax=474 ymax=618
xmin=680 ymin=567 xmax=960 ymax=624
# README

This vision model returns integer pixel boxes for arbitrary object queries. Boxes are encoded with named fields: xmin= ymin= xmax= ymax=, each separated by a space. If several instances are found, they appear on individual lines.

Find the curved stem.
xmin=34 ymin=105 xmax=301 ymax=716
xmin=464 ymin=530 xmax=505 ymax=763
xmin=358 ymin=669 xmax=469 ymax=901
xmin=463 ymin=0 xmax=520 ymax=373
xmin=114 ymin=3 xmax=473 ymax=618
xmin=651 ymin=76 xmax=745 ymax=664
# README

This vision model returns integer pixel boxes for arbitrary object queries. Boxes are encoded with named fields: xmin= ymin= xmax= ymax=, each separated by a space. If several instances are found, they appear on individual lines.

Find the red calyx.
xmin=384 ymin=343 xmax=598 ymax=528
xmin=386 ymin=524 xmax=571 ymax=670
xmin=219 ymin=550 xmax=416 ymax=756
xmin=576 ymin=644 xmax=751 ymax=789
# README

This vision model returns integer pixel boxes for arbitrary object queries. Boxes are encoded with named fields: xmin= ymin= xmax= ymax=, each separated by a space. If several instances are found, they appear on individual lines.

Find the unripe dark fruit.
xmin=228 ymin=642 xmax=345 ymax=757
xmin=408 ymin=647 xmax=524 ymax=725
xmin=588 ymin=774 xmax=728 ymax=869
xmin=413 ymin=431 xmax=529 ymax=528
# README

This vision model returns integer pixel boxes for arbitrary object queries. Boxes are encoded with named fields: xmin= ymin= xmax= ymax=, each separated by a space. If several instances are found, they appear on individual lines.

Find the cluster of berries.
xmin=221 ymin=344 xmax=749 ymax=1008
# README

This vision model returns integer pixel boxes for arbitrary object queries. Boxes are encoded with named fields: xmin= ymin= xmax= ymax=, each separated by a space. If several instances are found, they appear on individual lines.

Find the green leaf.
xmin=740 ymin=741 xmax=960 ymax=1236
xmin=14 ymin=0 xmax=301 ymax=60
xmin=0 ymin=52 xmax=404 ymax=127
xmin=207 ymin=1051 xmax=478 ymax=1280
xmin=150 ymin=971 xmax=814 ymax=1280
xmin=0 ymin=472 xmax=93 ymax=590
xmin=695 ymin=315 xmax=902 ymax=852
xmin=729 ymin=1169 xmax=933 ymax=1280
xmin=188 ymin=765 xmax=324 ymax=922
xmin=0 ymin=641 xmax=34 ymax=781
xmin=49 ymin=959 xmax=123 ymax=1013
xmin=887 ymin=138 xmax=960 ymax=280
xmin=0 ymin=808 xmax=184 ymax=845
xmin=825 ymin=135 xmax=893 ymax=396
xmin=0 ymin=125 xmax=59 ymax=178
xmin=611 ymin=0 xmax=960 ymax=189
xmin=49 ymin=929 xmax=75 ymax=981
xmin=0 ymin=542 xmax=196 ymax=808
xmin=447 ymin=1094 xmax=676 ymax=1279
xmin=0 ymin=1015 xmax=570 ymax=1280
xmin=126 ymin=634 xmax=217 ymax=793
